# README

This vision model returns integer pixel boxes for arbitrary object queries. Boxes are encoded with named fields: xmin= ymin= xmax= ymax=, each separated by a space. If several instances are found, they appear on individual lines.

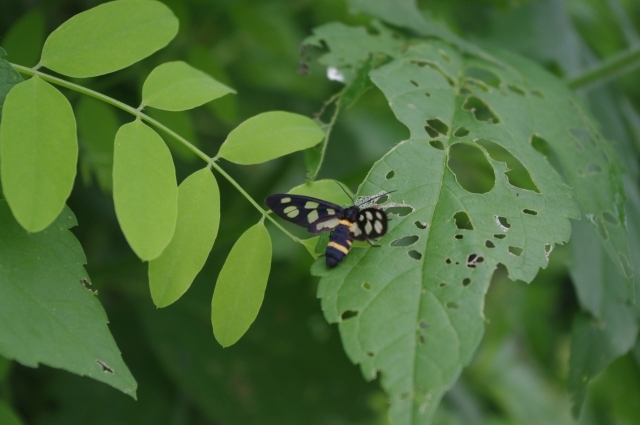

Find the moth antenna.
xmin=335 ymin=182 xmax=355 ymax=204
xmin=367 ymin=189 xmax=397 ymax=204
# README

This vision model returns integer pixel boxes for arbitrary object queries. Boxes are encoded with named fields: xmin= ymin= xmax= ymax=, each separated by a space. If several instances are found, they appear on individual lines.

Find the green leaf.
xmin=211 ymin=223 xmax=272 ymax=347
xmin=113 ymin=120 xmax=178 ymax=261
xmin=1 ymin=9 xmax=46 ymax=67
xmin=301 ymin=237 xmax=320 ymax=259
xmin=40 ymin=0 xmax=178 ymax=78
xmin=145 ymin=108 xmax=200 ymax=162
xmin=0 ymin=401 xmax=24 ymax=425
xmin=149 ymin=168 xmax=220 ymax=308
xmin=288 ymin=179 xmax=354 ymax=205
xmin=311 ymin=32 xmax=629 ymax=424
xmin=0 ymin=48 xmax=23 ymax=113
xmin=0 ymin=76 xmax=77 ymax=232
xmin=0 ymin=201 xmax=137 ymax=397
xmin=218 ymin=111 xmax=324 ymax=164
xmin=76 ymin=96 xmax=118 ymax=193
xmin=340 ymin=55 xmax=374 ymax=109
xmin=141 ymin=61 xmax=235 ymax=111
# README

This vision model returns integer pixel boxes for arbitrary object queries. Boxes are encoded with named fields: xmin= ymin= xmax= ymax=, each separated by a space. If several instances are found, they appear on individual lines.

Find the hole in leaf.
xmin=418 ymin=320 xmax=428 ymax=329
xmin=410 ymin=80 xmax=419 ymax=87
xmin=365 ymin=351 xmax=375 ymax=357
xmin=446 ymin=301 xmax=459 ymax=310
xmin=545 ymin=243 xmax=553 ymax=260
xmin=454 ymin=234 xmax=463 ymax=240
xmin=438 ymin=282 xmax=448 ymax=287
xmin=390 ymin=235 xmax=419 ymax=247
xmin=426 ymin=118 xmax=449 ymax=135
xmin=448 ymin=143 xmax=495 ymax=194
xmin=362 ymin=282 xmax=371 ymax=291
xmin=618 ymin=253 xmax=633 ymax=278
xmin=460 ymin=86 xmax=472 ymax=95
xmin=445 ymin=258 xmax=452 ymax=264
xmin=507 ymin=84 xmax=525 ymax=96
xmin=386 ymin=206 xmax=413 ymax=217
xmin=462 ymin=278 xmax=471 ymax=287
xmin=417 ymin=334 xmax=426 ymax=345
xmin=376 ymin=195 xmax=389 ymax=204
xmin=408 ymin=250 xmax=422 ymax=260
xmin=96 ymin=360 xmax=114 ymax=374
xmin=453 ymin=127 xmax=469 ymax=137
xmin=508 ymin=246 xmax=523 ymax=256
xmin=485 ymin=240 xmax=495 ymax=248
xmin=588 ymin=163 xmax=602 ymax=174
xmin=532 ymin=89 xmax=545 ymax=98
xmin=495 ymin=215 xmax=511 ymax=230
xmin=523 ymin=209 xmax=538 ymax=215
xmin=466 ymin=254 xmax=484 ymax=268
xmin=602 ymin=211 xmax=619 ymax=226
xmin=453 ymin=211 xmax=474 ymax=230
xmin=439 ymin=50 xmax=451 ymax=62
xmin=414 ymin=221 xmax=428 ymax=229
xmin=386 ymin=170 xmax=395 ymax=179
xmin=429 ymin=140 xmax=444 ymax=150
xmin=425 ymin=92 xmax=431 ymax=97
xmin=463 ymin=96 xmax=501 ymax=123
xmin=465 ymin=67 xmax=501 ymax=89
xmin=494 ymin=233 xmax=506 ymax=239
xmin=425 ymin=126 xmax=439 ymax=138
xmin=341 ymin=310 xmax=359 ymax=321
xmin=531 ymin=135 xmax=565 ymax=178
xmin=476 ymin=139 xmax=540 ymax=193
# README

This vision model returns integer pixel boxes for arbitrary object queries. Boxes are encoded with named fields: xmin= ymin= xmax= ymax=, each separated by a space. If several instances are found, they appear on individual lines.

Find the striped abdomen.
xmin=325 ymin=220 xmax=353 ymax=268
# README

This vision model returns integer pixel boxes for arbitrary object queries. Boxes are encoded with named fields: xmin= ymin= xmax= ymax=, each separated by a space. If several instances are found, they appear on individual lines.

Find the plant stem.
xmin=568 ymin=44 xmax=640 ymax=90
xmin=10 ymin=63 xmax=303 ymax=244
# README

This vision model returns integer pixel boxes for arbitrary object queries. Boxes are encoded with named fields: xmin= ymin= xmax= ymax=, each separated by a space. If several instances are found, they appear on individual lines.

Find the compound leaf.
xmin=149 ymin=168 xmax=220 ymax=308
xmin=0 ymin=201 xmax=136 ymax=397
xmin=113 ymin=120 xmax=178 ymax=261
xmin=40 ymin=0 xmax=178 ymax=78
xmin=211 ymin=223 xmax=272 ymax=347
xmin=0 ymin=76 xmax=77 ymax=232
xmin=142 ymin=61 xmax=235 ymax=111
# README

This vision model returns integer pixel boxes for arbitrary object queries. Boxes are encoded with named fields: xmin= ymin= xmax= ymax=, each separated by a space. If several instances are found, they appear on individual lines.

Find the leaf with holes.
xmin=310 ymin=25 xmax=630 ymax=425
xmin=0 ymin=201 xmax=136 ymax=398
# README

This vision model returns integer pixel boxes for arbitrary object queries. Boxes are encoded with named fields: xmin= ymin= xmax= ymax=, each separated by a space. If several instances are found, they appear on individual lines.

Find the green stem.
xmin=10 ymin=63 xmax=302 ymax=244
xmin=307 ymin=92 xmax=342 ymax=181
xmin=568 ymin=44 xmax=640 ymax=90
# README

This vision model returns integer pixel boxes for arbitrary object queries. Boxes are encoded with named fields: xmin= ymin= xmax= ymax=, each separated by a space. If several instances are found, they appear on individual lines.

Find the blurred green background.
xmin=1 ymin=0 xmax=639 ymax=424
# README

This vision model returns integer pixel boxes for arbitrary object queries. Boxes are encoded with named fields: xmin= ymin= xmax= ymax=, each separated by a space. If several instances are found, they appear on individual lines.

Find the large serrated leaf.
xmin=0 ymin=76 xmax=77 ymax=232
xmin=40 ymin=0 xmax=178 ymax=78
xmin=310 ymin=28 xmax=629 ymax=425
xmin=0 ymin=201 xmax=136 ymax=398
xmin=113 ymin=120 xmax=178 ymax=261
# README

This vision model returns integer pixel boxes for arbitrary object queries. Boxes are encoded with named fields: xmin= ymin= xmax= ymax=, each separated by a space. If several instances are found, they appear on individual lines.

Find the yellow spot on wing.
xmin=305 ymin=201 xmax=319 ymax=208
xmin=307 ymin=210 xmax=319 ymax=223
xmin=326 ymin=208 xmax=335 ymax=215
xmin=281 ymin=197 xmax=291 ymax=203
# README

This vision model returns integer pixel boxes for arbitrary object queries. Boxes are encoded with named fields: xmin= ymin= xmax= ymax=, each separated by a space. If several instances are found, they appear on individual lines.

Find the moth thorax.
xmin=341 ymin=206 xmax=360 ymax=222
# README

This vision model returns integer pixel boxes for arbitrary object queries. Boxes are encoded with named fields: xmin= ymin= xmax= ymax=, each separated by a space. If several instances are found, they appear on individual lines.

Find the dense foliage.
xmin=0 ymin=0 xmax=639 ymax=424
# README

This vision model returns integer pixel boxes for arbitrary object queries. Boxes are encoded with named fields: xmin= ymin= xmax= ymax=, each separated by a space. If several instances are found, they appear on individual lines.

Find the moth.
xmin=265 ymin=192 xmax=391 ymax=267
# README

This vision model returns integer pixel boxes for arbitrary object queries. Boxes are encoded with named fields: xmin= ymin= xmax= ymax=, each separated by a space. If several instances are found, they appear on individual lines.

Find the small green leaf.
xmin=211 ymin=223 xmax=272 ymax=347
xmin=149 ymin=168 xmax=220 ymax=307
xmin=218 ymin=111 xmax=324 ymax=165
xmin=288 ymin=179 xmax=353 ymax=205
xmin=113 ymin=120 xmax=178 ymax=261
xmin=40 ymin=0 xmax=178 ymax=78
xmin=0 ymin=48 xmax=23 ymax=113
xmin=0 ymin=201 xmax=137 ymax=398
xmin=1 ymin=9 xmax=46 ymax=67
xmin=77 ymin=96 xmax=118 ymax=192
xmin=0 ymin=77 xmax=77 ymax=232
xmin=142 ymin=61 xmax=235 ymax=111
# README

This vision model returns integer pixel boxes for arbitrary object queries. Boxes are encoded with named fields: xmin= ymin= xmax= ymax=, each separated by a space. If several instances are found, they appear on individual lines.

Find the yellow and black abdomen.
xmin=326 ymin=220 xmax=353 ymax=268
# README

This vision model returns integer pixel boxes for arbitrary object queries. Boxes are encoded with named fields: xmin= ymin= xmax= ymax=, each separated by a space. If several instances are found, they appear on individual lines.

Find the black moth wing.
xmin=352 ymin=208 xmax=388 ymax=241
xmin=265 ymin=194 xmax=344 ymax=234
